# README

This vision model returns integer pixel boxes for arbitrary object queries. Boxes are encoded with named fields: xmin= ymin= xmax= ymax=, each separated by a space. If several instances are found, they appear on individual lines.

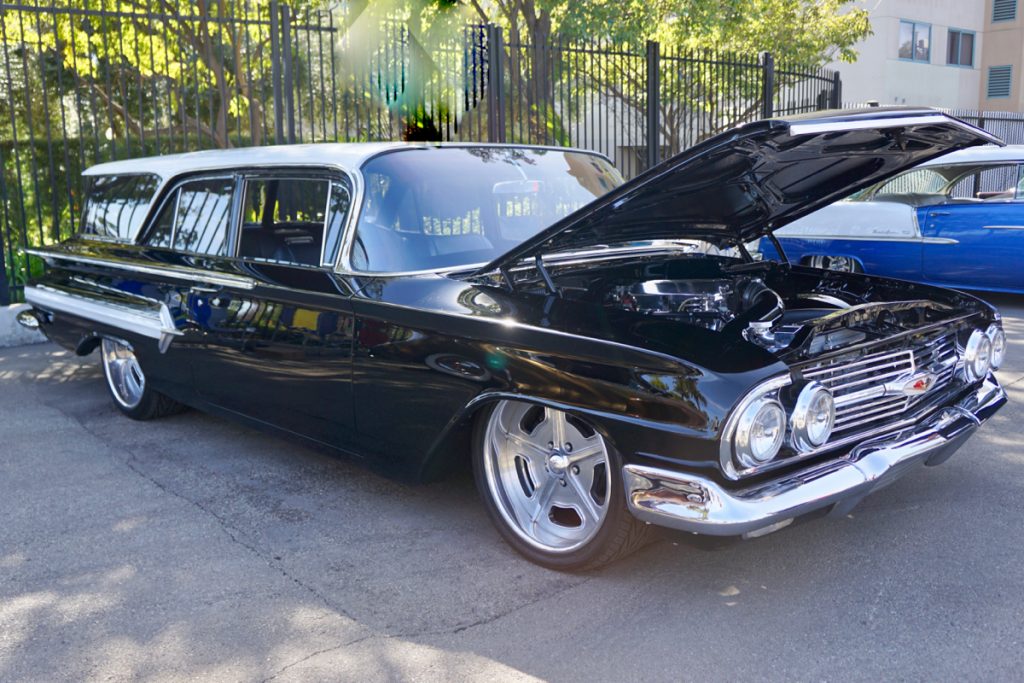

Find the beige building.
xmin=832 ymin=0 xmax=1024 ymax=111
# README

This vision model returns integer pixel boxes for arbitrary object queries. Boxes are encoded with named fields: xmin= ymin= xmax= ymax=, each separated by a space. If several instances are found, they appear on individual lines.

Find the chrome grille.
xmin=804 ymin=333 xmax=958 ymax=443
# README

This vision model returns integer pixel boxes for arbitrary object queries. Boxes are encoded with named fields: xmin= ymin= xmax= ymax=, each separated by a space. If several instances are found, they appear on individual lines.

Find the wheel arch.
xmin=415 ymin=391 xmax=641 ymax=483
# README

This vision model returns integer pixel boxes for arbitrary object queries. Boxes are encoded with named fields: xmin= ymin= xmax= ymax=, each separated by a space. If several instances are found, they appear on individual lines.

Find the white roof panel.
xmin=83 ymin=141 xmax=597 ymax=180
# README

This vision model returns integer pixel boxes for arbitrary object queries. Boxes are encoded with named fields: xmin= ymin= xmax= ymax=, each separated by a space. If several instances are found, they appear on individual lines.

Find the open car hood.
xmin=476 ymin=108 xmax=1001 ymax=275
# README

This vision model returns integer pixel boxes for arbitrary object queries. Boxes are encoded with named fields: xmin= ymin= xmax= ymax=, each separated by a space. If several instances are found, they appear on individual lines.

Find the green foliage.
xmin=557 ymin=0 xmax=871 ymax=67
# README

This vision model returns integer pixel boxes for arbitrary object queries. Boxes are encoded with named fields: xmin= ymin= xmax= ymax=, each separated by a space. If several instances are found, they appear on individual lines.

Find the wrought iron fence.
xmin=0 ymin=0 xmax=842 ymax=304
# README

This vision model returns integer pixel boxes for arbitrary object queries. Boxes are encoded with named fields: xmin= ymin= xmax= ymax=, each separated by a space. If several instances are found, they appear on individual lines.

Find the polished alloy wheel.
xmin=483 ymin=400 xmax=611 ymax=553
xmin=101 ymin=339 xmax=146 ymax=410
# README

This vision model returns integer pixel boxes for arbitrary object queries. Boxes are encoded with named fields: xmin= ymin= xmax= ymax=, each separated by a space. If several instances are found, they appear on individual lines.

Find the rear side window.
xmin=79 ymin=174 xmax=161 ymax=241
xmin=144 ymin=177 xmax=234 ymax=255
xmin=238 ymin=177 xmax=350 ymax=267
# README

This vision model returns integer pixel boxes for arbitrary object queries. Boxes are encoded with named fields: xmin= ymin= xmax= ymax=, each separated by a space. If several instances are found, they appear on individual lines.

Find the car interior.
xmin=238 ymin=178 xmax=331 ymax=267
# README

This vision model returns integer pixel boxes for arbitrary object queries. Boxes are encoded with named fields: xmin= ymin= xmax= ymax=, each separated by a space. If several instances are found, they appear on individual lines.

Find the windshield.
xmin=351 ymin=147 xmax=623 ymax=272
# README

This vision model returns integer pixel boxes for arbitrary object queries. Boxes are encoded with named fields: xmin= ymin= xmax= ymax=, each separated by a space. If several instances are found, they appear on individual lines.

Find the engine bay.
xmin=545 ymin=255 xmax=979 ymax=360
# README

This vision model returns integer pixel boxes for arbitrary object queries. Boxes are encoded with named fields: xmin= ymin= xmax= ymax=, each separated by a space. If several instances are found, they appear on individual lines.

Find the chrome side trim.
xmin=25 ymin=284 xmax=183 ymax=353
xmin=983 ymin=225 xmax=1024 ymax=230
xmin=625 ymin=377 xmax=1006 ymax=537
xmin=786 ymin=234 xmax=959 ymax=245
xmin=25 ymin=248 xmax=257 ymax=290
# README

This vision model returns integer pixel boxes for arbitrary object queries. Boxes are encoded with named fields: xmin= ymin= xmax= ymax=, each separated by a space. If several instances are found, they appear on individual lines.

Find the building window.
xmin=947 ymin=30 xmax=975 ymax=67
xmin=993 ymin=0 xmax=1017 ymax=23
xmin=988 ymin=65 xmax=1013 ymax=98
xmin=898 ymin=20 xmax=931 ymax=62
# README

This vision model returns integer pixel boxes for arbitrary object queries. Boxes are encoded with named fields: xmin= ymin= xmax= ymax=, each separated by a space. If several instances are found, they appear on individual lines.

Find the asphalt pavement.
xmin=2 ymin=294 xmax=1023 ymax=682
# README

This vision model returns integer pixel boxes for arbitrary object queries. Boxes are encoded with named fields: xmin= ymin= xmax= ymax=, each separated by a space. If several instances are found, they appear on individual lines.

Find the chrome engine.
xmin=603 ymin=276 xmax=872 ymax=355
xmin=604 ymin=277 xmax=785 ymax=334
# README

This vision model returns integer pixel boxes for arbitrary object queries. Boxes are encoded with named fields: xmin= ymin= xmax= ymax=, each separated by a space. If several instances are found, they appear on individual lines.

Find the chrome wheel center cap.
xmin=548 ymin=453 xmax=569 ymax=473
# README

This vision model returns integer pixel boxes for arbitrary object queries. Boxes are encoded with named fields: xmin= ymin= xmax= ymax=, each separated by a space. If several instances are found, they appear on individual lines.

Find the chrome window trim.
xmin=319 ymin=181 xmax=337 ymax=267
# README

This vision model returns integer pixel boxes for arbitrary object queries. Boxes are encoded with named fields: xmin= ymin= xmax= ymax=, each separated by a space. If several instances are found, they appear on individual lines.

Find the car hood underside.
xmin=477 ymin=108 xmax=1001 ymax=275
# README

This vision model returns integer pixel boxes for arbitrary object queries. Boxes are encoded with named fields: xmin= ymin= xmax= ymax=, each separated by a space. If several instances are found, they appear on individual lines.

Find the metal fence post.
xmin=646 ymin=41 xmax=660 ymax=170
xmin=270 ymin=0 xmax=284 ymax=145
xmin=281 ymin=4 xmax=296 ymax=144
xmin=830 ymin=71 xmax=842 ymax=109
xmin=760 ymin=51 xmax=774 ymax=119
xmin=486 ymin=24 xmax=505 ymax=143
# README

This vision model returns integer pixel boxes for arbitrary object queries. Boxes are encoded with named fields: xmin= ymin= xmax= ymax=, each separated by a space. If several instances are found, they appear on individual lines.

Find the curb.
xmin=0 ymin=304 xmax=46 ymax=348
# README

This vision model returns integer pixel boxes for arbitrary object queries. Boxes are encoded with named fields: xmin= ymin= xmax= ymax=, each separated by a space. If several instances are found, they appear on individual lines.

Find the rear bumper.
xmin=623 ymin=377 xmax=1006 ymax=538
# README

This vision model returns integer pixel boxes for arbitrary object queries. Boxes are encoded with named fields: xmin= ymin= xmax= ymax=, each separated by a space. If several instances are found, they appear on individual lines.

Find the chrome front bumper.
xmin=623 ymin=377 xmax=1007 ymax=538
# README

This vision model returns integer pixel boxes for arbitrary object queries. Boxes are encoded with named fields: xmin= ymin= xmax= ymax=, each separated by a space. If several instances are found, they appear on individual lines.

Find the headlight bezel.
xmin=790 ymin=381 xmax=836 ymax=451
xmin=963 ymin=328 xmax=993 ymax=382
xmin=720 ymin=375 xmax=793 ymax=480
xmin=734 ymin=397 xmax=787 ymax=469
xmin=986 ymin=323 xmax=1006 ymax=370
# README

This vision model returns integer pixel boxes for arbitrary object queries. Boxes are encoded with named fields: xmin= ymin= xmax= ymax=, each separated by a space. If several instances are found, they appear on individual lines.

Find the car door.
xmin=921 ymin=163 xmax=1024 ymax=291
xmin=151 ymin=169 xmax=359 ymax=450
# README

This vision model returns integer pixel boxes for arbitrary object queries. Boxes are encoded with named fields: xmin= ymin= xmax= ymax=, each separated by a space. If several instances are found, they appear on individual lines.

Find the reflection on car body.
xmin=21 ymin=109 xmax=1009 ymax=570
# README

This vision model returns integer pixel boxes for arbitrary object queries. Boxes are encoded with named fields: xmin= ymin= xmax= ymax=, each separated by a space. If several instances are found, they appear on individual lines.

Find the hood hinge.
xmin=535 ymin=254 xmax=559 ymax=297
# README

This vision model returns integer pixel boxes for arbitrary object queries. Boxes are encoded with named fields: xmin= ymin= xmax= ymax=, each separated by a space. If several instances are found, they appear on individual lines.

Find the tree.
xmin=463 ymin=0 xmax=871 ymax=149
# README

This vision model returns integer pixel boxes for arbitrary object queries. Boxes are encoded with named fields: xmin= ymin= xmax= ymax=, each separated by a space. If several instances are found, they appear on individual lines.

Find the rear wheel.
xmin=473 ymin=400 xmax=650 ymax=570
xmin=101 ymin=338 xmax=184 ymax=420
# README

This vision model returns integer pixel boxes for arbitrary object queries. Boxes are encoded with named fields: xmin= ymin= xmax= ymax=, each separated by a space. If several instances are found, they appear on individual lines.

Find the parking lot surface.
xmin=2 ymin=294 xmax=1024 ymax=682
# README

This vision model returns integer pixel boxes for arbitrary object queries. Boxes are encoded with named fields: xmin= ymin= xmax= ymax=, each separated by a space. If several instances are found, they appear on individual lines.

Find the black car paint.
xmin=27 ymin=111 xmax=1003 ymax=491
xmin=33 ymin=231 xmax=996 ymax=491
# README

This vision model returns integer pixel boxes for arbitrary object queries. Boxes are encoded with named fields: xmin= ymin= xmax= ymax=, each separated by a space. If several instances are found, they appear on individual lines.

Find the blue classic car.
xmin=761 ymin=145 xmax=1024 ymax=294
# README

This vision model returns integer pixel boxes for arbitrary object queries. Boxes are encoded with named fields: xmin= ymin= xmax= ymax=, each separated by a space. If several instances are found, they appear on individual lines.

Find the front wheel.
xmin=101 ymin=338 xmax=184 ymax=420
xmin=473 ymin=400 xmax=650 ymax=570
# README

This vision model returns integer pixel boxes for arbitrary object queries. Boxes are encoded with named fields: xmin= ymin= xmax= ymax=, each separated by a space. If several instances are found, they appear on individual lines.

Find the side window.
xmin=949 ymin=164 xmax=1019 ymax=201
xmin=79 ymin=174 xmax=160 ymax=241
xmin=238 ymin=177 xmax=343 ymax=267
xmin=173 ymin=178 xmax=234 ymax=255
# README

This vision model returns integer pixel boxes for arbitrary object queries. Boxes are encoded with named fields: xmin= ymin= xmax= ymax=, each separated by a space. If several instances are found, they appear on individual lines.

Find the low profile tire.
xmin=100 ymin=338 xmax=184 ymax=420
xmin=473 ymin=400 xmax=651 ymax=570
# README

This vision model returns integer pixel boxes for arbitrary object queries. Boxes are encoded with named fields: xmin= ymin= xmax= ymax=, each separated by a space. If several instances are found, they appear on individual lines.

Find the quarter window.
xmin=947 ymin=30 xmax=974 ymax=67
xmin=898 ymin=20 xmax=930 ymax=62
xmin=238 ymin=177 xmax=349 ymax=267
xmin=79 ymin=174 xmax=160 ymax=241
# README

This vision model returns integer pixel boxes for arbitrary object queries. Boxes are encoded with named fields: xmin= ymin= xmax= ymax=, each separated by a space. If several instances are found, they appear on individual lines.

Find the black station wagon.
xmin=21 ymin=108 xmax=1008 ymax=569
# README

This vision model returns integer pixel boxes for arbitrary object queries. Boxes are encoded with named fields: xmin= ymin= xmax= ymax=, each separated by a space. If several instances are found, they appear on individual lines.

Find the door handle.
xmin=929 ymin=211 xmax=951 ymax=217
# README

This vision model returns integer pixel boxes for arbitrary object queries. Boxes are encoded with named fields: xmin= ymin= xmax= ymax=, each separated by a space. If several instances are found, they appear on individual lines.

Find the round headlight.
xmin=987 ymin=324 xmax=1007 ymax=370
xmin=791 ymin=382 xmax=835 ymax=451
xmin=964 ymin=329 xmax=992 ymax=381
xmin=734 ymin=398 xmax=786 ymax=468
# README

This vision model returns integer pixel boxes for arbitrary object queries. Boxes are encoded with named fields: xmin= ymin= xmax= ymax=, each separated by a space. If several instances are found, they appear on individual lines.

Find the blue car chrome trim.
xmin=25 ymin=284 xmax=183 ymax=353
xmin=624 ymin=376 xmax=1006 ymax=537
